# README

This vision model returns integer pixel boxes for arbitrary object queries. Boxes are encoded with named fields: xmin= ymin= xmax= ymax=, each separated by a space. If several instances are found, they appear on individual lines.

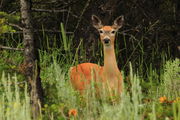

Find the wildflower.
xmin=159 ymin=96 xmax=167 ymax=103
xmin=173 ymin=97 xmax=180 ymax=103
xmin=68 ymin=108 xmax=78 ymax=117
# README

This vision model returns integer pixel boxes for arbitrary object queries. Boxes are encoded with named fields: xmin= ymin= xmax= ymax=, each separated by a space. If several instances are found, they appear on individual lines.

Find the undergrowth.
xmin=0 ymin=29 xmax=179 ymax=119
xmin=0 ymin=49 xmax=179 ymax=119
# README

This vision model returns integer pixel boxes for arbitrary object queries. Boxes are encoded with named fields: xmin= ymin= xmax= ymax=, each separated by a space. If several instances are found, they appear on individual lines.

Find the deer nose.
xmin=103 ymin=38 xmax=110 ymax=44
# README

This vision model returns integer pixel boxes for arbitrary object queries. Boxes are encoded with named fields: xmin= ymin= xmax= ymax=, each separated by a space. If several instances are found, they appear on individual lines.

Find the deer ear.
xmin=92 ymin=15 xmax=103 ymax=29
xmin=113 ymin=15 xmax=124 ymax=29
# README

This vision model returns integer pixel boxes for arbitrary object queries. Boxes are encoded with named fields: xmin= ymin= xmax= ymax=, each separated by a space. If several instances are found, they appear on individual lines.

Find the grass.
xmin=0 ymin=29 xmax=180 ymax=119
xmin=0 ymin=73 xmax=31 ymax=120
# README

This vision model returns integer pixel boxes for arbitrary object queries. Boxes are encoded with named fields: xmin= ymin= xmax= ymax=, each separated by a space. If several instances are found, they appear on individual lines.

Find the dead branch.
xmin=2 ymin=29 xmax=73 ymax=34
xmin=7 ymin=23 xmax=23 ymax=30
xmin=73 ymin=0 xmax=91 ymax=33
xmin=0 ymin=45 xmax=24 ymax=51
xmin=31 ymin=8 xmax=78 ymax=18
xmin=7 ymin=23 xmax=22 ymax=30
xmin=31 ymin=8 xmax=67 ymax=13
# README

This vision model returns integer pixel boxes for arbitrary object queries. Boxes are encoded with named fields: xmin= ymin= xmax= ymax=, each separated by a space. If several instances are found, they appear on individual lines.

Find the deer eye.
xmin=99 ymin=30 xmax=104 ymax=34
xmin=111 ymin=30 xmax=116 ymax=34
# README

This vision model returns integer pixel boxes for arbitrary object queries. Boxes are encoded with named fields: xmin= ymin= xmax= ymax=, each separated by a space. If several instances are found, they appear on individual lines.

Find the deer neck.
xmin=103 ymin=45 xmax=119 ymax=73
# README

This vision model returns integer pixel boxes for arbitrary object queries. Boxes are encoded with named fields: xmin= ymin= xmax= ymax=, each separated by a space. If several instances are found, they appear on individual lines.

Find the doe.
xmin=69 ymin=15 xmax=124 ymax=96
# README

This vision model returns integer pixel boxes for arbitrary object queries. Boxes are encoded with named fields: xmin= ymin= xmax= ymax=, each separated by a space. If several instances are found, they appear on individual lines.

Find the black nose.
xmin=103 ymin=38 xmax=110 ymax=44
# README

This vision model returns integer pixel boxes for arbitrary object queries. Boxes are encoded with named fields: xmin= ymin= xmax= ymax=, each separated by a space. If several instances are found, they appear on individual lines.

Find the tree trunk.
xmin=20 ymin=0 xmax=43 ymax=119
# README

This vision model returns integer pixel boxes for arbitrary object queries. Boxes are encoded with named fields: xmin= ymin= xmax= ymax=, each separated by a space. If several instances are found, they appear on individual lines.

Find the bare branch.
xmin=32 ymin=0 xmax=80 ymax=9
xmin=31 ymin=8 xmax=78 ymax=18
xmin=32 ymin=1 xmax=57 ymax=4
xmin=73 ymin=0 xmax=91 ymax=33
xmin=2 ymin=29 xmax=73 ymax=34
xmin=0 ymin=45 xmax=24 ymax=51
xmin=7 ymin=23 xmax=23 ymax=30
xmin=31 ymin=8 xmax=67 ymax=13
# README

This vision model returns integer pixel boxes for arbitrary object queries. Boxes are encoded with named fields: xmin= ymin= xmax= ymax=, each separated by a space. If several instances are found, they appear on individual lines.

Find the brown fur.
xmin=70 ymin=15 xmax=124 ymax=96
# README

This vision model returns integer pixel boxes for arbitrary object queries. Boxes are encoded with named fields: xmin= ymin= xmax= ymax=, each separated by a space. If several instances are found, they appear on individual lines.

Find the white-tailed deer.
xmin=70 ymin=15 xmax=124 ymax=96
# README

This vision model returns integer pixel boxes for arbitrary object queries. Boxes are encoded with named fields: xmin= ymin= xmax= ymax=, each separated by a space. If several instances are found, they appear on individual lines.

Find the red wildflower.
xmin=68 ymin=108 xmax=78 ymax=117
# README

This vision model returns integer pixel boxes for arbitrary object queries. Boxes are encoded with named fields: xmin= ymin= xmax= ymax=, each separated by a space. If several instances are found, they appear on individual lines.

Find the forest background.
xmin=0 ymin=0 xmax=179 ymax=120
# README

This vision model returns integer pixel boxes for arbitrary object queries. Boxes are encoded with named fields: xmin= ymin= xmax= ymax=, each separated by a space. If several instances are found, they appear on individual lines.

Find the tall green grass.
xmin=0 ymin=23 xmax=179 ymax=119
xmin=98 ymin=63 xmax=143 ymax=120
xmin=0 ymin=73 xmax=31 ymax=120
xmin=158 ymin=58 xmax=180 ymax=99
xmin=0 ymin=49 xmax=180 ymax=120
xmin=39 ymin=57 xmax=179 ymax=120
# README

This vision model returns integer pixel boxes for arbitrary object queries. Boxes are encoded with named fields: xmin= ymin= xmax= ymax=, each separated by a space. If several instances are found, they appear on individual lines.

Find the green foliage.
xmin=173 ymin=102 xmax=180 ymax=120
xmin=0 ymin=0 xmax=179 ymax=119
xmin=0 ymin=50 xmax=24 ymax=77
xmin=0 ymin=18 xmax=15 ymax=34
xmin=0 ymin=73 xmax=31 ymax=120
xmin=0 ymin=48 xmax=180 ymax=119
xmin=0 ymin=11 xmax=20 ymax=34
xmin=0 ymin=28 xmax=179 ymax=119
xmin=160 ymin=59 xmax=180 ymax=98
xmin=60 ymin=23 xmax=68 ymax=51
xmin=0 ymin=11 xmax=20 ymax=23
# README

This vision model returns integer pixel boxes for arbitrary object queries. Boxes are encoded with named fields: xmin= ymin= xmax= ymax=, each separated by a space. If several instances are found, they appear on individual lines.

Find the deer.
xmin=69 ymin=15 xmax=124 ymax=97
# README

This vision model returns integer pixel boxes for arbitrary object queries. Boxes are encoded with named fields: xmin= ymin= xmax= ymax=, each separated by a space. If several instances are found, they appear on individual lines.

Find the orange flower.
xmin=159 ymin=96 xmax=167 ymax=103
xmin=68 ymin=108 xmax=78 ymax=117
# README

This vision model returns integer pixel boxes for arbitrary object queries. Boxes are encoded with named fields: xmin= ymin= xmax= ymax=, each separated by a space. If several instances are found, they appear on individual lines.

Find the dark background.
xmin=1 ymin=0 xmax=179 ymax=72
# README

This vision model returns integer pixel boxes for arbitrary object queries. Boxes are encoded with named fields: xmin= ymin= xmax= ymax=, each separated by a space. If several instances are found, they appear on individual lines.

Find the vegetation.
xmin=0 ymin=0 xmax=179 ymax=119
xmin=0 ymin=31 xmax=180 ymax=119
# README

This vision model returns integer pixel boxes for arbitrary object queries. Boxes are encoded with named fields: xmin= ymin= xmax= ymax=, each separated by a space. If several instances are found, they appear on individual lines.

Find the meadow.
xmin=0 ymin=31 xmax=180 ymax=120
